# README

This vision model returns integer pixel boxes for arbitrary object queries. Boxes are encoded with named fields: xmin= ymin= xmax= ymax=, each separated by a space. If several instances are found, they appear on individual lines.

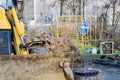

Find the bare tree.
xmin=64 ymin=0 xmax=78 ymax=15
xmin=78 ymin=0 xmax=82 ymax=15
xmin=99 ymin=0 xmax=119 ymax=37
xmin=111 ymin=0 xmax=118 ymax=28
xmin=114 ymin=11 xmax=120 ymax=32
xmin=50 ymin=0 xmax=83 ymax=15
xmin=60 ymin=0 xmax=65 ymax=15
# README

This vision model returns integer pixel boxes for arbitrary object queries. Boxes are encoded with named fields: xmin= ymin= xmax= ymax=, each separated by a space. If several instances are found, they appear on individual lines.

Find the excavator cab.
xmin=0 ymin=0 xmax=13 ymax=10
xmin=0 ymin=0 xmax=26 ymax=55
xmin=0 ymin=0 xmax=13 ymax=55
xmin=0 ymin=30 xmax=12 ymax=55
xmin=0 ymin=0 xmax=19 ymax=9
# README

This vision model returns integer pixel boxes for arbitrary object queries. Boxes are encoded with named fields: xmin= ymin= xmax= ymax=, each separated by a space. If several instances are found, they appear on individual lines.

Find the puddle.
xmin=74 ymin=64 xmax=120 ymax=80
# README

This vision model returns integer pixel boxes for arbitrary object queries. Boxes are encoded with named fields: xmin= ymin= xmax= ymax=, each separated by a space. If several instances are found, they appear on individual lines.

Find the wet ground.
xmin=74 ymin=64 xmax=120 ymax=80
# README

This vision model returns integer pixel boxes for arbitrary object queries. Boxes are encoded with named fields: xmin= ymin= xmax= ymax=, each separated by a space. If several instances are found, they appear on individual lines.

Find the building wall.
xmin=23 ymin=0 xmax=60 ymax=25
xmin=23 ymin=0 xmax=34 ymax=23
xmin=23 ymin=0 xmax=119 ymax=26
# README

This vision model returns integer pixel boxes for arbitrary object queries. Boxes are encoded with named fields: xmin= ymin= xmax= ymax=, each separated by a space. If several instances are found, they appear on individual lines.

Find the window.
xmin=0 ymin=0 xmax=13 ymax=9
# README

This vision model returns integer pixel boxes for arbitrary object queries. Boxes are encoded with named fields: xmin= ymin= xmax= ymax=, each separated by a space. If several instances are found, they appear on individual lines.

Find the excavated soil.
xmin=0 ymin=53 xmax=73 ymax=80
xmin=25 ymin=32 xmax=81 ymax=61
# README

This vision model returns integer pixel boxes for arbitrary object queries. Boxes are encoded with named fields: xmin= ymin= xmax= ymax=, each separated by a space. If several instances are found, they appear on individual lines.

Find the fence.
xmin=23 ymin=15 xmax=120 ymax=50
xmin=51 ymin=15 xmax=105 ymax=47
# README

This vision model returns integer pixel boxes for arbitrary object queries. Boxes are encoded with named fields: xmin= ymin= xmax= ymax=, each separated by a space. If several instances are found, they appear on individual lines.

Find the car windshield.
xmin=0 ymin=0 xmax=13 ymax=9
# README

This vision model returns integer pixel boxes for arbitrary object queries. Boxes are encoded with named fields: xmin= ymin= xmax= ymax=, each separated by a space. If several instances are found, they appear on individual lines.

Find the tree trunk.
xmin=112 ymin=4 xmax=115 ymax=28
xmin=83 ymin=0 xmax=85 ymax=19
xmin=72 ymin=0 xmax=76 ymax=15
xmin=112 ymin=0 xmax=118 ymax=38
xmin=112 ymin=0 xmax=118 ymax=28
xmin=60 ymin=0 xmax=63 ymax=15
xmin=78 ymin=0 xmax=81 ymax=15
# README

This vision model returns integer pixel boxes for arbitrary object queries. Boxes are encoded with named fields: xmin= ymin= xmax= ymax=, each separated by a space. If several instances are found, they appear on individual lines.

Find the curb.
xmin=82 ymin=57 xmax=120 ymax=67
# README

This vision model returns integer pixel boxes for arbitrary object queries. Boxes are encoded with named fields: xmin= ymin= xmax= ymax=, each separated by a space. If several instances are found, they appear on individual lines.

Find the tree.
xmin=99 ymin=0 xmax=119 ymax=38
xmin=50 ymin=0 xmax=83 ymax=15
xmin=78 ymin=0 xmax=82 ymax=15
xmin=111 ymin=0 xmax=118 ymax=28
xmin=60 ymin=0 xmax=65 ymax=15
xmin=113 ymin=11 xmax=120 ymax=32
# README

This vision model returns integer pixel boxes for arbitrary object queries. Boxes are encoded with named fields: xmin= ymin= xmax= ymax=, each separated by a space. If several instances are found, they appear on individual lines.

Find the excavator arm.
xmin=11 ymin=7 xmax=28 ymax=55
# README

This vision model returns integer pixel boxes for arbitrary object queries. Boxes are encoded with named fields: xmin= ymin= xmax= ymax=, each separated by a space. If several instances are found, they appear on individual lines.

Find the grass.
xmin=115 ymin=49 xmax=120 ymax=53
xmin=79 ymin=46 xmax=120 ymax=59
xmin=79 ymin=46 xmax=102 ymax=58
xmin=81 ymin=53 xmax=102 ymax=58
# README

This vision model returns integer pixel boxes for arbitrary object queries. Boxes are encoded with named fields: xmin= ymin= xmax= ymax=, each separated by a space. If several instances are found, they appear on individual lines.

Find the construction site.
xmin=0 ymin=0 xmax=120 ymax=80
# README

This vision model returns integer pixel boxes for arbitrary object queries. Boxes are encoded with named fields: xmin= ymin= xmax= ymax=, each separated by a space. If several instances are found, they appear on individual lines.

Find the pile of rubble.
xmin=25 ymin=31 xmax=82 ymax=64
xmin=26 ymin=32 xmax=76 ymax=52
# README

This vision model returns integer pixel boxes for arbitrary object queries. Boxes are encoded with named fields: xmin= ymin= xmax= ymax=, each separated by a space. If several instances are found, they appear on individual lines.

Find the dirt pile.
xmin=25 ymin=32 xmax=79 ymax=53
xmin=25 ymin=31 xmax=81 ymax=64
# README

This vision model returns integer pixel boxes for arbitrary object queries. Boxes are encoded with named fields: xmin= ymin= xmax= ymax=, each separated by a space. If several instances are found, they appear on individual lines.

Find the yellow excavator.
xmin=0 ymin=0 xmax=28 ymax=55
xmin=0 ymin=0 xmax=74 ymax=80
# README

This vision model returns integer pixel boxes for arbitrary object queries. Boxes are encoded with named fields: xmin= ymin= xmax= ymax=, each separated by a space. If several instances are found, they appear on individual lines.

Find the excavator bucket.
xmin=0 ymin=53 xmax=74 ymax=80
